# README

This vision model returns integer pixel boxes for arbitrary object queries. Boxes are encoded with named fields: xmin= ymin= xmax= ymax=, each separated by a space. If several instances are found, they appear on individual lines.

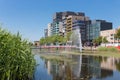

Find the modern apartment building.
xmin=88 ymin=20 xmax=112 ymax=41
xmin=52 ymin=11 xmax=86 ymax=36
xmin=47 ymin=23 xmax=52 ymax=36
xmin=63 ymin=15 xmax=90 ymax=43
xmin=58 ymin=22 xmax=65 ymax=36
xmin=52 ymin=11 xmax=80 ymax=34
xmin=100 ymin=29 xmax=116 ymax=43
xmin=46 ymin=11 xmax=113 ymax=44
xmin=72 ymin=20 xmax=90 ymax=42
xmin=65 ymin=15 xmax=89 ymax=32
xmin=51 ymin=22 xmax=59 ymax=35
xmin=44 ymin=29 xmax=48 ymax=37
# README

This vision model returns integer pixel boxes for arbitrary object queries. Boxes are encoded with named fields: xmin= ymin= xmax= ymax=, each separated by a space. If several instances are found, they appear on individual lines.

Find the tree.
xmin=40 ymin=37 xmax=46 ymax=45
xmin=93 ymin=36 xmax=103 ymax=45
xmin=62 ymin=37 xmax=67 ymax=45
xmin=102 ymin=37 xmax=108 ymax=43
xmin=39 ymin=35 xmax=67 ymax=45
xmin=66 ymin=31 xmax=72 ymax=41
xmin=93 ymin=36 xmax=108 ymax=45
xmin=115 ymin=28 xmax=120 ymax=42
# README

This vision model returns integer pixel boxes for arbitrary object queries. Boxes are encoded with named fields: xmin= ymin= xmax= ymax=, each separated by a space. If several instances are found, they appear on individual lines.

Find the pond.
xmin=33 ymin=51 xmax=120 ymax=80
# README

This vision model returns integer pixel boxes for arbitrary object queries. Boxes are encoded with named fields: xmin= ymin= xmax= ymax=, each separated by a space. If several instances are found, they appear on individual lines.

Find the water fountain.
xmin=70 ymin=27 xmax=82 ymax=78
xmin=70 ymin=28 xmax=82 ymax=52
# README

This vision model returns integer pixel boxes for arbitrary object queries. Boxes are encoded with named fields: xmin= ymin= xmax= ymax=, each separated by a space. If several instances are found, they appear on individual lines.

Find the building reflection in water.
xmin=44 ymin=55 xmax=120 ymax=80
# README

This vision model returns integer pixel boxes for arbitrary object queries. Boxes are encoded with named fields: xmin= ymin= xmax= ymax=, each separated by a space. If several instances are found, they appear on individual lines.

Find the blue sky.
xmin=0 ymin=0 xmax=120 ymax=42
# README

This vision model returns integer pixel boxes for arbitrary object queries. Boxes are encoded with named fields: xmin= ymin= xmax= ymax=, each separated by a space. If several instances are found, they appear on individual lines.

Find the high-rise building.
xmin=63 ymin=15 xmax=90 ymax=43
xmin=51 ymin=21 xmax=59 ymax=35
xmin=47 ymin=23 xmax=52 ymax=36
xmin=46 ymin=11 xmax=113 ymax=44
xmin=65 ymin=15 xmax=89 ymax=32
xmin=52 ymin=11 xmax=86 ymax=36
xmin=44 ymin=29 xmax=48 ymax=37
xmin=72 ymin=20 xmax=90 ymax=42
xmin=88 ymin=20 xmax=112 ymax=41
xmin=53 ymin=11 xmax=85 ymax=22
xmin=58 ymin=22 xmax=65 ymax=36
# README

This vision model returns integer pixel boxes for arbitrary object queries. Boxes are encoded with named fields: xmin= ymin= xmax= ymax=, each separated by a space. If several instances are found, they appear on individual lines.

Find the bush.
xmin=0 ymin=28 xmax=35 ymax=80
xmin=98 ymin=46 xmax=119 ymax=52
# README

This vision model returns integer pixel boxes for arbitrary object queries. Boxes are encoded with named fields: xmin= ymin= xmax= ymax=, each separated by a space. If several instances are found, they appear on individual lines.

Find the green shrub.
xmin=98 ymin=46 xmax=118 ymax=52
xmin=98 ymin=47 xmax=108 ymax=51
xmin=108 ymin=47 xmax=119 ymax=52
xmin=0 ymin=28 xmax=35 ymax=80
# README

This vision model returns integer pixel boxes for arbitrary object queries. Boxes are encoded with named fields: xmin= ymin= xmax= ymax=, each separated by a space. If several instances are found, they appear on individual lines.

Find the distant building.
xmin=44 ymin=29 xmax=48 ymax=37
xmin=65 ymin=15 xmax=89 ymax=32
xmin=45 ymin=11 xmax=113 ymax=44
xmin=34 ymin=41 xmax=40 ymax=46
xmin=100 ymin=29 xmax=116 ymax=43
xmin=58 ymin=22 xmax=65 ymax=36
xmin=88 ymin=20 xmax=112 ymax=41
xmin=52 ymin=11 xmax=87 ymax=36
xmin=47 ymin=23 xmax=52 ymax=36
xmin=51 ymin=21 xmax=59 ymax=35
xmin=59 ymin=12 xmax=90 ymax=43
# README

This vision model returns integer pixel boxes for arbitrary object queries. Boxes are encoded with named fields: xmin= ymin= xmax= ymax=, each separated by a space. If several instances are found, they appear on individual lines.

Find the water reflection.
xmin=34 ymin=55 xmax=52 ymax=80
xmin=34 ymin=54 xmax=120 ymax=80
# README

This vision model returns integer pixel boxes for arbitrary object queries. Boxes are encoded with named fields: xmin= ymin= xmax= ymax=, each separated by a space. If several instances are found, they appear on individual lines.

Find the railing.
xmin=101 ymin=43 xmax=120 ymax=47
xmin=31 ymin=45 xmax=80 ymax=53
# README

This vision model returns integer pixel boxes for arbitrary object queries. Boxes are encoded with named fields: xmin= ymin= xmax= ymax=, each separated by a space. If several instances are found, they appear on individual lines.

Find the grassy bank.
xmin=40 ymin=54 xmax=72 ymax=62
xmin=38 ymin=46 xmax=120 ymax=61
xmin=97 ymin=46 xmax=119 ymax=52
xmin=61 ymin=50 xmax=120 ymax=58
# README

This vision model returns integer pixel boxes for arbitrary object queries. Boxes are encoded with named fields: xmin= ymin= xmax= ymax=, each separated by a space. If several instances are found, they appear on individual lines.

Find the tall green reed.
xmin=0 ymin=28 xmax=35 ymax=80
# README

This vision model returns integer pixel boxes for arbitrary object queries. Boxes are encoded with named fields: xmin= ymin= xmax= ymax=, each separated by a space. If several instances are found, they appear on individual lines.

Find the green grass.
xmin=40 ymin=54 xmax=72 ymax=62
xmin=98 ymin=46 xmax=119 ymax=52
xmin=61 ymin=50 xmax=120 ymax=58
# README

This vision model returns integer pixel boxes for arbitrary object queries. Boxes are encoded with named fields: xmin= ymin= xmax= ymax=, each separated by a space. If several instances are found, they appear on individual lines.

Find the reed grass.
xmin=0 ymin=28 xmax=35 ymax=80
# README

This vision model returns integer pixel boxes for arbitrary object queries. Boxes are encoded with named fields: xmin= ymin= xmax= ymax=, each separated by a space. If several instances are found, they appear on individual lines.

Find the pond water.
xmin=33 ymin=51 xmax=120 ymax=80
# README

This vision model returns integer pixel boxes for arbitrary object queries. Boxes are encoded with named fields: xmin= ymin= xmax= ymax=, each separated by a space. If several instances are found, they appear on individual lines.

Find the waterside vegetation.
xmin=61 ymin=50 xmax=120 ymax=58
xmin=40 ymin=32 xmax=72 ymax=45
xmin=115 ymin=28 xmax=120 ymax=42
xmin=40 ymin=54 xmax=72 ymax=62
xmin=97 ymin=46 xmax=119 ymax=52
xmin=0 ymin=27 xmax=35 ymax=80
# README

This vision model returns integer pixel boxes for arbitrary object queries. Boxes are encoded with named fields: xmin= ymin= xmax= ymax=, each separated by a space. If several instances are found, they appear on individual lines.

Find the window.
xmin=111 ymin=34 xmax=114 ymax=36
xmin=110 ymin=38 xmax=113 ymax=40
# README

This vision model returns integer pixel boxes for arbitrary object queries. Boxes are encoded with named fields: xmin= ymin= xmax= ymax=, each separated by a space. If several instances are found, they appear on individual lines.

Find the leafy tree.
xmin=93 ymin=36 xmax=103 ymax=45
xmin=66 ymin=31 xmax=72 ymax=41
xmin=40 ymin=35 xmax=67 ymax=45
xmin=93 ymin=36 xmax=108 ymax=45
xmin=39 ymin=31 xmax=78 ymax=46
xmin=45 ymin=36 xmax=52 ymax=45
xmin=102 ymin=37 xmax=108 ymax=43
xmin=62 ymin=37 xmax=67 ymax=45
xmin=52 ymin=35 xmax=65 ymax=45
xmin=115 ymin=28 xmax=120 ymax=42
xmin=40 ymin=37 xmax=46 ymax=45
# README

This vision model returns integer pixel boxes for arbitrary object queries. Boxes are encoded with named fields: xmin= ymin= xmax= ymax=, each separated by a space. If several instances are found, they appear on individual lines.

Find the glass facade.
xmin=89 ymin=21 xmax=100 ymax=40
xmin=48 ymin=12 xmax=113 ymax=44
xmin=72 ymin=20 xmax=88 ymax=42
xmin=87 ymin=20 xmax=112 ymax=41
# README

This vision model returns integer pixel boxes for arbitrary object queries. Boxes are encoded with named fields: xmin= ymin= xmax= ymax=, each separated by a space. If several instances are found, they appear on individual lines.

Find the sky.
xmin=0 ymin=0 xmax=120 ymax=42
